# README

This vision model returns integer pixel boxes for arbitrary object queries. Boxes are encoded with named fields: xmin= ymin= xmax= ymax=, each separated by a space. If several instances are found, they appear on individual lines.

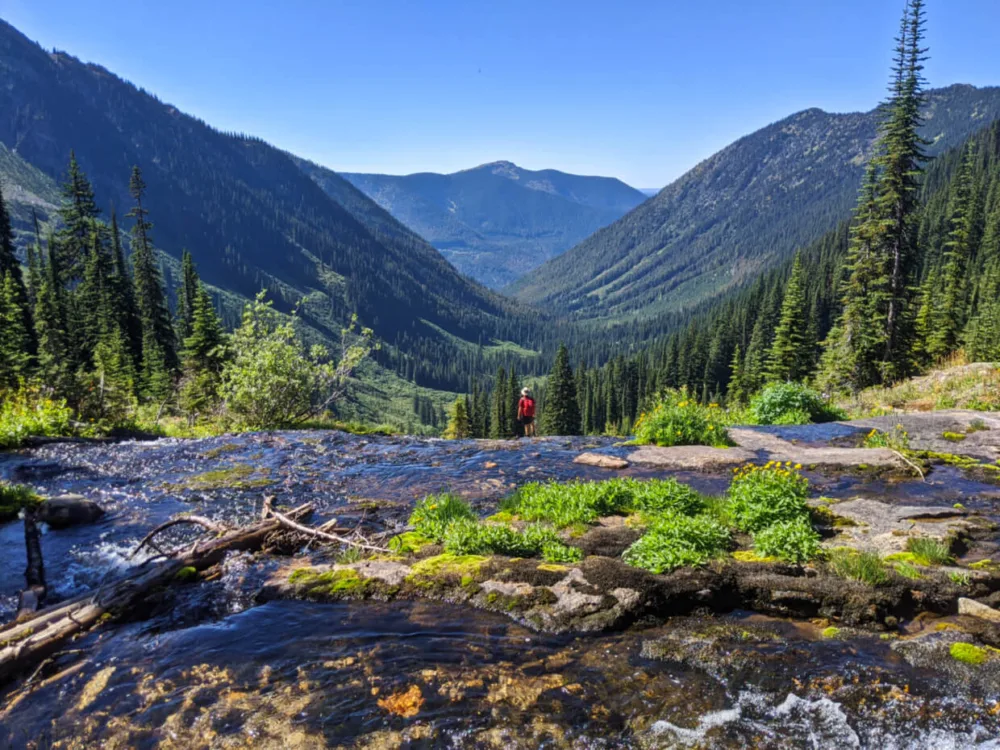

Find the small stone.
xmin=484 ymin=461 xmax=498 ymax=469
xmin=958 ymin=597 xmax=1000 ymax=624
xmin=573 ymin=453 xmax=629 ymax=470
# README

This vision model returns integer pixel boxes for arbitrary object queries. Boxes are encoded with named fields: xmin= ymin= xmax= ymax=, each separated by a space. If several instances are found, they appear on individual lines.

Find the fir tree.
xmin=0 ymin=272 xmax=32 ymax=388
xmin=56 ymin=151 xmax=100 ymax=281
xmin=0 ymin=184 xmax=33 ymax=353
xmin=179 ymin=286 xmax=227 ymax=417
xmin=128 ymin=165 xmax=178 ymax=396
xmin=540 ymin=344 xmax=581 ymax=436
xmin=726 ymin=344 xmax=748 ymax=405
xmin=443 ymin=397 xmax=471 ymax=439
xmin=176 ymin=249 xmax=199 ymax=342
xmin=489 ymin=366 xmax=508 ymax=438
xmin=507 ymin=368 xmax=522 ymax=437
xmin=766 ymin=253 xmax=810 ymax=381
xmin=109 ymin=208 xmax=143 ymax=366
xmin=33 ymin=242 xmax=74 ymax=396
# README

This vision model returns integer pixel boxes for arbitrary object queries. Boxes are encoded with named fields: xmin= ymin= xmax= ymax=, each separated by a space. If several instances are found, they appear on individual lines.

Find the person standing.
xmin=517 ymin=387 xmax=537 ymax=437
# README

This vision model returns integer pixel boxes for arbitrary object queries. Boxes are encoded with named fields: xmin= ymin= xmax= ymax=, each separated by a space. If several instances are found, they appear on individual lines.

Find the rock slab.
xmin=959 ymin=597 xmax=1000 ymax=624
xmin=573 ymin=453 xmax=629 ymax=470
xmin=38 ymin=495 xmax=105 ymax=529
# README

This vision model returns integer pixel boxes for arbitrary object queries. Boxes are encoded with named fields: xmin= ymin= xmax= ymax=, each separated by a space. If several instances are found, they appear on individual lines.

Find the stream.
xmin=1 ymin=427 xmax=1000 ymax=748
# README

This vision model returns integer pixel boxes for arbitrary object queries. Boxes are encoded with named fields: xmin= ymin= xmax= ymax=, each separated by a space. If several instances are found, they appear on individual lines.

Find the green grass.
xmin=829 ymin=549 xmax=890 ymax=586
xmin=0 ymin=386 xmax=74 ymax=449
xmin=905 ymin=537 xmax=955 ymax=566
xmin=0 ymin=482 xmax=42 ymax=522
xmin=442 ymin=519 xmax=581 ymax=563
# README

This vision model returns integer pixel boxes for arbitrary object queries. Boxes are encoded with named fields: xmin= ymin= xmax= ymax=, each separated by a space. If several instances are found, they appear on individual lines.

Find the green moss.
xmin=485 ymin=511 xmax=518 ymax=524
xmin=884 ymin=551 xmax=919 ymax=564
xmin=950 ymin=642 xmax=989 ymax=665
xmin=288 ymin=567 xmax=368 ymax=596
xmin=175 ymin=566 xmax=199 ymax=582
xmin=202 ymin=443 xmax=241 ymax=459
xmin=969 ymin=559 xmax=996 ymax=570
xmin=408 ymin=553 xmax=488 ymax=580
xmin=942 ymin=431 xmax=968 ymax=443
xmin=537 ymin=563 xmax=570 ymax=573
xmin=732 ymin=550 xmax=779 ymax=563
xmin=821 ymin=626 xmax=842 ymax=639
xmin=387 ymin=532 xmax=434 ymax=555
xmin=168 ymin=464 xmax=273 ymax=491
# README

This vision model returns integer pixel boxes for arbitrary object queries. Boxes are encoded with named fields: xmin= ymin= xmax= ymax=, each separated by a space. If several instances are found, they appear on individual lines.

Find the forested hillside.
xmin=0 ymin=20 xmax=543 ymax=395
xmin=329 ymin=161 xmax=645 ymax=289
xmin=567 ymin=112 xmax=1000 ymax=433
xmin=509 ymin=84 xmax=1000 ymax=323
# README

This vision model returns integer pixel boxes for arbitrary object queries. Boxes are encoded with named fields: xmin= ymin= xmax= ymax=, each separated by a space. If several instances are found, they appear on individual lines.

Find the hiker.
xmin=517 ymin=387 xmax=537 ymax=437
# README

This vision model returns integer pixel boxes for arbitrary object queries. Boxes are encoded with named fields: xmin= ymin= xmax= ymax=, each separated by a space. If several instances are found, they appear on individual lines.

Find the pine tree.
xmin=766 ymin=253 xmax=810 ymax=382
xmin=176 ymin=249 xmax=199 ymax=342
xmin=0 ymin=184 xmax=34 ymax=355
xmin=928 ymin=144 xmax=977 ymax=359
xmin=540 ymin=344 xmax=581 ymax=436
xmin=56 ymin=151 xmax=100 ymax=282
xmin=33 ymin=243 xmax=74 ymax=396
xmin=507 ymin=368 xmax=522 ymax=437
xmin=0 ymin=272 xmax=32 ymax=388
xmin=443 ymin=397 xmax=471 ymax=439
xmin=179 ymin=286 xmax=227 ymax=417
xmin=489 ymin=366 xmax=508 ymax=438
xmin=109 ymin=208 xmax=143 ymax=366
xmin=76 ymin=229 xmax=113 ymax=363
xmin=726 ymin=344 xmax=748 ymax=405
xmin=128 ymin=166 xmax=178 ymax=396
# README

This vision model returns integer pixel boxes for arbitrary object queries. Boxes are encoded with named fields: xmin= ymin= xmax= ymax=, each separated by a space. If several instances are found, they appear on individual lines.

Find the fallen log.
xmin=0 ymin=502 xmax=313 ymax=686
xmin=15 ymin=511 xmax=46 ymax=618
xmin=266 ymin=505 xmax=390 ymax=553
xmin=129 ymin=515 xmax=228 ymax=559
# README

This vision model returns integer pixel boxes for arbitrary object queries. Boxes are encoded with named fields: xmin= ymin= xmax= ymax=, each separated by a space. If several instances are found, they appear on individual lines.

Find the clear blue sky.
xmin=3 ymin=0 xmax=999 ymax=187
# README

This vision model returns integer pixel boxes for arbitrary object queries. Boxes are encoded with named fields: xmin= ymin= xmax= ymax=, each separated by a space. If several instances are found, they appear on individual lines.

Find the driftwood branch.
xmin=0 ymin=503 xmax=313 ymax=686
xmin=129 ymin=516 xmax=228 ymax=559
xmin=892 ymin=450 xmax=926 ymax=481
xmin=265 ymin=505 xmax=389 ymax=553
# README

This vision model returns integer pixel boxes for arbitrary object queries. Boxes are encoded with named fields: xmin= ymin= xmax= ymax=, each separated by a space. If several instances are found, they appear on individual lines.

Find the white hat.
xmin=521 ymin=387 xmax=531 ymax=395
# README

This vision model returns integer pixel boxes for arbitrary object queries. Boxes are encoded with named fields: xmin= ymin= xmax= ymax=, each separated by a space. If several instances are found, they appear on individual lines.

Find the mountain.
xmin=508 ymin=85 xmax=1000 ymax=322
xmin=0 ymin=19 xmax=541 ymax=395
xmin=329 ymin=161 xmax=646 ymax=288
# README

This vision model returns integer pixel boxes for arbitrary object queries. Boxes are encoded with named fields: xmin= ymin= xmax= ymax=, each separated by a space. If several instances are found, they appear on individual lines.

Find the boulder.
xmin=573 ymin=452 xmax=629 ymax=470
xmin=959 ymin=597 xmax=1000 ymax=624
xmin=37 ymin=495 xmax=105 ymax=529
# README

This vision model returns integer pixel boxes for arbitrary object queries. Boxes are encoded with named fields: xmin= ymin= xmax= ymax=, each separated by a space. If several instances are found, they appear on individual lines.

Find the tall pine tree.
xmin=540 ymin=344 xmax=581 ymax=436
xmin=766 ymin=253 xmax=810 ymax=382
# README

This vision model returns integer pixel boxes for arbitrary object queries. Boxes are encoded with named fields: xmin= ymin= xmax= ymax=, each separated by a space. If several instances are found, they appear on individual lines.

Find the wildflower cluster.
xmin=862 ymin=425 xmax=910 ymax=452
xmin=634 ymin=389 xmax=733 ymax=448
xmin=727 ymin=461 xmax=820 ymax=563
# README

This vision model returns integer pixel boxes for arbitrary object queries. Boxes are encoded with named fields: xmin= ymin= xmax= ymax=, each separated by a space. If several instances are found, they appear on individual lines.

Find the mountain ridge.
xmin=507 ymin=84 xmax=1000 ymax=322
xmin=335 ymin=161 xmax=646 ymax=288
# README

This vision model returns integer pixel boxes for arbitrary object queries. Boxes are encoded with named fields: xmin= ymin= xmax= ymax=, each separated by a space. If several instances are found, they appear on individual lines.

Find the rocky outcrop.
xmin=37 ymin=495 xmax=105 ymax=529
xmin=573 ymin=453 xmax=629 ymax=470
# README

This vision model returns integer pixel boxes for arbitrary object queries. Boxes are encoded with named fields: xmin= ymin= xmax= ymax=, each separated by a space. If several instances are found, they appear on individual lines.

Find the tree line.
xmin=0 ymin=154 xmax=373 ymax=431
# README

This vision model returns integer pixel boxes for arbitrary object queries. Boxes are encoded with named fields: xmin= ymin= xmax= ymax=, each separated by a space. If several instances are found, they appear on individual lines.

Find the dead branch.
xmin=129 ymin=516 xmax=228 ymax=559
xmin=267 ymin=507 xmax=389 ymax=553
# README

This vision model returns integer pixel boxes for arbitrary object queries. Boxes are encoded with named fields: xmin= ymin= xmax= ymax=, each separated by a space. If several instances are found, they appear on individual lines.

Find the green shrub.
xmin=622 ymin=512 xmax=730 ymax=573
xmin=507 ymin=477 xmax=705 ymax=528
xmin=905 ymin=537 xmax=954 ymax=566
xmin=443 ymin=519 xmax=581 ymax=562
xmin=749 ymin=382 xmax=845 ymax=426
xmin=829 ymin=549 xmax=889 ymax=586
xmin=0 ymin=386 xmax=74 ymax=449
xmin=727 ymin=462 xmax=811 ymax=533
xmin=634 ymin=389 xmax=732 ymax=447
xmin=752 ymin=518 xmax=821 ymax=563
xmin=0 ymin=482 xmax=41 ymax=521
xmin=408 ymin=494 xmax=476 ymax=541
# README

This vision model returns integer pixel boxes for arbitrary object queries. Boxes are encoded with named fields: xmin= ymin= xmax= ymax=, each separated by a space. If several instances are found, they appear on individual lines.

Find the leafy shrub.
xmin=0 ymin=386 xmax=74 ymax=449
xmin=749 ymin=382 xmax=845 ymax=426
xmin=906 ymin=537 xmax=954 ymax=566
xmin=443 ymin=519 xmax=581 ymax=562
xmin=634 ymin=389 xmax=732 ymax=447
xmin=752 ymin=518 xmax=821 ymax=563
xmin=829 ymin=549 xmax=889 ymax=586
xmin=622 ymin=512 xmax=730 ymax=573
xmin=507 ymin=477 xmax=705 ymax=528
xmin=726 ymin=462 xmax=810 ymax=533
xmin=408 ymin=494 xmax=476 ymax=541
xmin=0 ymin=481 xmax=41 ymax=521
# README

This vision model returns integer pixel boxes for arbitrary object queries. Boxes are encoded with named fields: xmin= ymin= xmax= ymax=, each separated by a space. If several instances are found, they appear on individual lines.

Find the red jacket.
xmin=518 ymin=397 xmax=536 ymax=418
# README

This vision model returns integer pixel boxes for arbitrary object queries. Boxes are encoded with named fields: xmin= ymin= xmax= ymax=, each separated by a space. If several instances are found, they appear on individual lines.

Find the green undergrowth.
xmin=906 ymin=537 xmax=955 ymax=566
xmin=748 ymin=382 xmax=846 ymax=426
xmin=0 ymin=482 xmax=42 ymax=523
xmin=622 ymin=512 xmax=730 ymax=573
xmin=828 ymin=549 xmax=890 ymax=585
xmin=0 ymin=386 xmax=74 ymax=449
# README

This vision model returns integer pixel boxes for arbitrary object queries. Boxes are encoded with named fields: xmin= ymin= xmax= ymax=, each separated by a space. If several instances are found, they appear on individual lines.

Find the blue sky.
xmin=3 ymin=1 xmax=999 ymax=187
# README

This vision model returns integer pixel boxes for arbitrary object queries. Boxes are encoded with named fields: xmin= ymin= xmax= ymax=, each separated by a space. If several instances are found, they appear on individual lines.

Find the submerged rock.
xmin=573 ymin=453 xmax=629 ymax=470
xmin=37 ymin=495 xmax=105 ymax=528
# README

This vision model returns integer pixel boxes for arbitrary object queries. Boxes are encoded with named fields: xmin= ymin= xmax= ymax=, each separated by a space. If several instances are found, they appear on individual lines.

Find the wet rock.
xmin=852 ymin=409 xmax=1000 ymax=463
xmin=573 ymin=453 xmax=629 ymax=470
xmin=628 ymin=445 xmax=756 ymax=471
xmin=819 ymin=497 xmax=988 ymax=554
xmin=959 ymin=597 xmax=1000 ymax=624
xmin=37 ymin=494 xmax=105 ymax=528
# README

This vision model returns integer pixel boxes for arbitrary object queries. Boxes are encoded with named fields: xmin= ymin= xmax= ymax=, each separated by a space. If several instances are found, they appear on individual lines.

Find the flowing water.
xmin=1 ymin=428 xmax=999 ymax=748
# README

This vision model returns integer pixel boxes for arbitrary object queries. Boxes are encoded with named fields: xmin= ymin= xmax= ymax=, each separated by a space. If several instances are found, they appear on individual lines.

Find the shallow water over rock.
xmin=1 ymin=426 xmax=1000 ymax=747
